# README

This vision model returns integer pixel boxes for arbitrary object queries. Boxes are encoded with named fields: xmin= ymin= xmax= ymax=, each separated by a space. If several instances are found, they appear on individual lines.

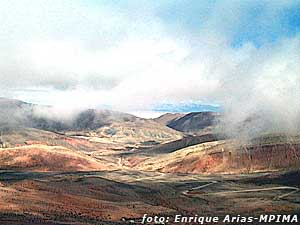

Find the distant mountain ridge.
xmin=1 ymin=98 xmax=222 ymax=144
xmin=0 ymin=98 xmax=137 ymax=131
xmin=155 ymin=111 xmax=220 ymax=134
xmin=154 ymin=113 xmax=185 ymax=125
xmin=154 ymin=102 xmax=220 ymax=112
xmin=0 ymin=98 xmax=183 ymax=147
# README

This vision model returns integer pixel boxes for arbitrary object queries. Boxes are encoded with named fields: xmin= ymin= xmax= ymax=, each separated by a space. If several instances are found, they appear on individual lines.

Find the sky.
xmin=0 ymin=0 xmax=299 ymax=118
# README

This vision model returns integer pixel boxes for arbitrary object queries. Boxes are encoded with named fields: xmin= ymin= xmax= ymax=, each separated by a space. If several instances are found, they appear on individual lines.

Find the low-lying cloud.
xmin=0 ymin=0 xmax=299 ymax=138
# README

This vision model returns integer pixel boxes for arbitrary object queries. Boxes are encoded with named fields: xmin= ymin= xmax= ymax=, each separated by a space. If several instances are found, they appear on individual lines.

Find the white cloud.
xmin=0 ymin=0 xmax=299 ymax=134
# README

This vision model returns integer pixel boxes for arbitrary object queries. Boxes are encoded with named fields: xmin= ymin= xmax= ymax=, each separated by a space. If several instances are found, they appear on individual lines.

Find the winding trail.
xmin=182 ymin=181 xmax=299 ymax=200
xmin=182 ymin=181 xmax=218 ymax=196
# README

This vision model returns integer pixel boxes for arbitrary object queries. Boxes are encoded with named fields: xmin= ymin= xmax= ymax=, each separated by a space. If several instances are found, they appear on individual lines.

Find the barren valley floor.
xmin=0 ymin=169 xmax=299 ymax=224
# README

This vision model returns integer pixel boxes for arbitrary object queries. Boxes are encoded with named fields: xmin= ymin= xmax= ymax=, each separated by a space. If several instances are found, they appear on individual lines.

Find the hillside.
xmin=153 ymin=113 xmax=185 ymax=125
xmin=0 ymin=98 xmax=184 ymax=151
xmin=140 ymin=133 xmax=224 ymax=154
xmin=166 ymin=112 xmax=220 ymax=134
xmin=0 ymin=144 xmax=115 ymax=172
xmin=0 ymin=98 xmax=137 ymax=131
xmin=93 ymin=119 xmax=183 ymax=147
xmin=32 ymin=108 xmax=139 ymax=131
xmin=131 ymin=134 xmax=300 ymax=174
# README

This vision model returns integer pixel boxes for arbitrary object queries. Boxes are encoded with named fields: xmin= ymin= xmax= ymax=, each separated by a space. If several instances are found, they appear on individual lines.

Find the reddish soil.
xmin=125 ymin=156 xmax=148 ymax=167
xmin=0 ymin=175 xmax=175 ymax=224
xmin=161 ymin=143 xmax=300 ymax=174
xmin=0 ymin=145 xmax=112 ymax=172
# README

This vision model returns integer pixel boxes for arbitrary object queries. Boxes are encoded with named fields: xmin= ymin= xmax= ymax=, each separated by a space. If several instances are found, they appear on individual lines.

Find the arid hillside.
xmin=165 ymin=112 xmax=220 ymax=134
xmin=66 ymin=119 xmax=183 ymax=150
xmin=0 ymin=98 xmax=136 ymax=131
xmin=0 ymin=144 xmax=115 ymax=172
xmin=154 ymin=113 xmax=185 ymax=125
xmin=130 ymin=135 xmax=300 ymax=174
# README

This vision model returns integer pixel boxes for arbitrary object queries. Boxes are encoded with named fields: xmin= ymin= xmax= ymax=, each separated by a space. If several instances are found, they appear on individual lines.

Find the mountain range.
xmin=0 ymin=97 xmax=300 ymax=224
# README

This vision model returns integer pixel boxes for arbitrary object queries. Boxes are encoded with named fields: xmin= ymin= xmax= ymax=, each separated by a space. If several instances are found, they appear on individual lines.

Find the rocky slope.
xmin=0 ymin=144 xmax=115 ymax=171
xmin=131 ymin=135 xmax=300 ymax=174
xmin=164 ymin=112 xmax=220 ymax=134
xmin=154 ymin=113 xmax=185 ymax=125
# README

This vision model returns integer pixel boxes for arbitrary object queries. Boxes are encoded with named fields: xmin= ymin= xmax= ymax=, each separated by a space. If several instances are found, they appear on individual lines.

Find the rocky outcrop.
xmin=161 ymin=142 xmax=300 ymax=174
xmin=227 ymin=143 xmax=300 ymax=172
